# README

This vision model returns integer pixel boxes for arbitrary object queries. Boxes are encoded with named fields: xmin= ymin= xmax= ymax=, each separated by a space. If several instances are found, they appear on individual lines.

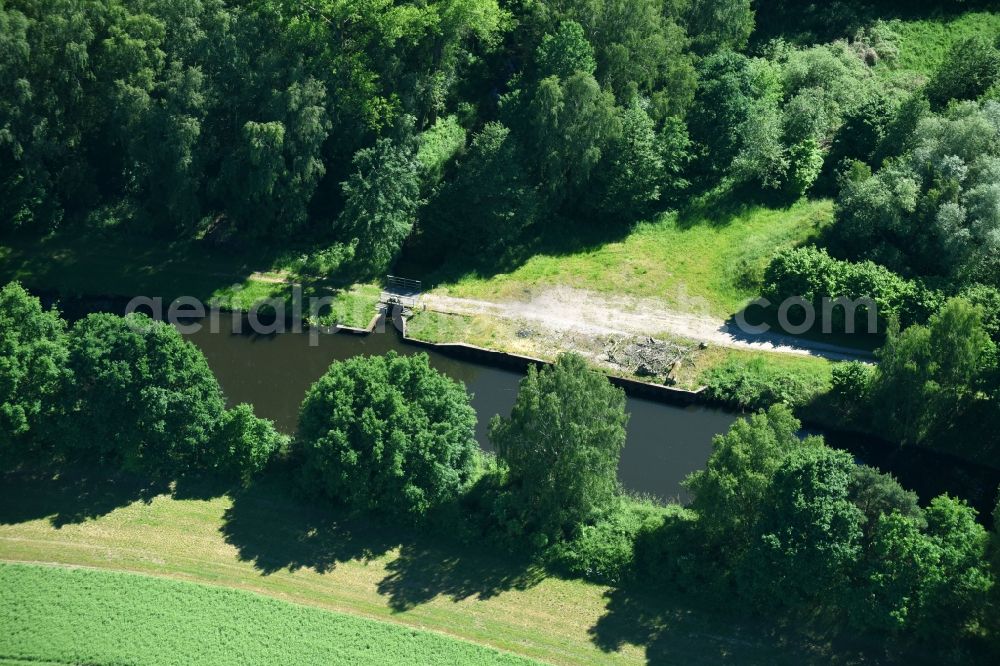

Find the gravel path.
xmin=423 ymin=286 xmax=872 ymax=363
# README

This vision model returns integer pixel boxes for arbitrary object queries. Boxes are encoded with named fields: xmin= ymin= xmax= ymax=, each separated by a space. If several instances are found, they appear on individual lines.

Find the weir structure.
xmin=380 ymin=275 xmax=422 ymax=310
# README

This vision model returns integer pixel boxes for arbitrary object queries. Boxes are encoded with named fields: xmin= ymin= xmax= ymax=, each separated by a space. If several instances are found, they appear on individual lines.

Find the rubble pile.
xmin=605 ymin=336 xmax=697 ymax=381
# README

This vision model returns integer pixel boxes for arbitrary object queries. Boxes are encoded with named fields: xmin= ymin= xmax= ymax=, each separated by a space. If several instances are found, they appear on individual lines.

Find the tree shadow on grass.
xmin=219 ymin=475 xmax=399 ymax=575
xmin=589 ymin=584 xmax=927 ymax=665
xmin=376 ymin=542 xmax=545 ymax=612
xmin=220 ymin=472 xmax=546 ymax=606
xmin=0 ymin=464 xmax=166 ymax=528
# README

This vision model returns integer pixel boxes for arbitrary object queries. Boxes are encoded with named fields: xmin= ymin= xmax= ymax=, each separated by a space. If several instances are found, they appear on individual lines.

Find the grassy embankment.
xmin=0 ymin=562 xmax=537 ymax=666
xmin=874 ymin=11 xmax=1000 ymax=88
xmin=0 ymin=233 xmax=380 ymax=328
xmin=0 ymin=470 xmax=836 ymax=666
xmin=408 ymin=198 xmax=837 ymax=391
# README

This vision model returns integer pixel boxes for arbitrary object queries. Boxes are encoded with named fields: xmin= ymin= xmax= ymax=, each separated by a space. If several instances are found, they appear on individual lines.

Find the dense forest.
xmin=2 ymin=1 xmax=998 ymax=274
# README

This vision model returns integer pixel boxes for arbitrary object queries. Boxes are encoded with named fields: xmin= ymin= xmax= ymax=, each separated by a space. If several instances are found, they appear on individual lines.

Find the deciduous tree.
xmin=489 ymin=353 xmax=627 ymax=543
xmin=297 ymin=352 xmax=478 ymax=519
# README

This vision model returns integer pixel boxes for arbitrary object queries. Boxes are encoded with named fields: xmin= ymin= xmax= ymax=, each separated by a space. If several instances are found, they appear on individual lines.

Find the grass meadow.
xmin=427 ymin=198 xmax=833 ymax=319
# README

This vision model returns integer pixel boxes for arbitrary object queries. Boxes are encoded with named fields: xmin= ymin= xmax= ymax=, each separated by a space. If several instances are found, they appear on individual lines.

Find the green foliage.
xmin=855 ymin=493 xmax=991 ymax=640
xmin=700 ymin=355 xmax=831 ymax=410
xmin=685 ymin=405 xmax=812 ymax=550
xmin=829 ymin=360 xmax=876 ymax=421
xmin=534 ymin=20 xmax=596 ymax=79
xmin=489 ymin=353 xmax=627 ymax=544
xmin=655 ymin=116 xmax=692 ymax=203
xmin=0 ymin=282 xmax=69 ymax=451
xmin=591 ymin=102 xmax=663 ymax=220
xmin=339 ymin=138 xmax=423 ymax=277
xmin=903 ymin=496 xmax=992 ymax=640
xmin=872 ymin=298 xmax=994 ymax=445
xmin=685 ymin=0 xmax=754 ymax=55
xmin=926 ymin=36 xmax=1000 ymax=109
xmin=416 ymin=115 xmax=466 ymax=184
xmin=827 ymin=90 xmax=894 ymax=172
xmin=960 ymin=283 xmax=1000 ymax=343
xmin=63 ymin=312 xmax=226 ymax=475
xmin=631 ymin=503 xmax=703 ymax=590
xmin=688 ymin=50 xmax=767 ymax=178
xmin=763 ymin=246 xmax=944 ymax=333
xmin=746 ymin=446 xmax=864 ymax=610
xmin=214 ymin=404 xmax=288 ymax=487
xmin=424 ymin=122 xmax=540 ymax=254
xmin=521 ymin=71 xmax=619 ymax=207
xmin=546 ymin=498 xmax=667 ymax=584
xmin=832 ymin=100 xmax=1000 ymax=286
xmin=297 ymin=352 xmax=478 ymax=519
xmin=848 ymin=464 xmax=923 ymax=539
xmin=529 ymin=0 xmax=697 ymax=115
xmin=0 ymin=563 xmax=537 ymax=665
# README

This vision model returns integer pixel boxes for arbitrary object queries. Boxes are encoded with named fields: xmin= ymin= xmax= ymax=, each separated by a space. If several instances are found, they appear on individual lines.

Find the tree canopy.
xmin=489 ymin=353 xmax=628 ymax=543
xmin=296 ymin=351 xmax=479 ymax=518
xmin=0 ymin=282 xmax=69 ymax=453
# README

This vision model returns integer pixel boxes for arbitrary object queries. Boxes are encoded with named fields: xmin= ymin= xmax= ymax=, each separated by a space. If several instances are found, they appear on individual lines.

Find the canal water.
xmin=182 ymin=314 xmax=737 ymax=502
xmin=47 ymin=295 xmax=1000 ymax=512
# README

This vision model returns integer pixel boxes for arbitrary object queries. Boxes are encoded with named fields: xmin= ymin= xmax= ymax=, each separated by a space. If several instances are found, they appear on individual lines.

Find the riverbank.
xmin=0 ymin=232 xmax=381 ymax=328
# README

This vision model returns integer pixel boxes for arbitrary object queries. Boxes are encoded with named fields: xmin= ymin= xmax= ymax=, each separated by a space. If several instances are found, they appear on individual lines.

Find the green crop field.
xmin=0 ymin=562 xmax=537 ymax=665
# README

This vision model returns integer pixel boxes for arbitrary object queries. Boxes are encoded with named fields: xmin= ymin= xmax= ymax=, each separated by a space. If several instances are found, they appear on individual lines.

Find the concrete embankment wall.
xmin=375 ymin=309 xmax=709 ymax=408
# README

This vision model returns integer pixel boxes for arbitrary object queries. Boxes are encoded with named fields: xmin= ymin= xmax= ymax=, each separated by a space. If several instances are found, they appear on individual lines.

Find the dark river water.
xmin=46 ymin=295 xmax=1000 ymax=512
xmin=183 ymin=314 xmax=736 ymax=502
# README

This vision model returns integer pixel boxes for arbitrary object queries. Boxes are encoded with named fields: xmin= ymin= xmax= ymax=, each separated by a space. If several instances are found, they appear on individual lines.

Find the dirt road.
xmin=423 ymin=286 xmax=871 ymax=363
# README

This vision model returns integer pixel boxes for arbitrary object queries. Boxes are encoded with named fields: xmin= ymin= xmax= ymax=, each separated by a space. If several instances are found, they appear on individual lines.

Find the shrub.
xmin=926 ymin=36 xmax=1000 ymax=109
xmin=296 ymin=352 xmax=478 ymax=519
xmin=632 ymin=504 xmax=703 ymax=591
xmin=416 ymin=115 xmax=466 ymax=184
xmin=829 ymin=360 xmax=875 ymax=423
xmin=700 ymin=355 xmax=829 ymax=410
xmin=214 ymin=404 xmax=288 ymax=486
xmin=546 ymin=498 xmax=667 ymax=585
xmin=763 ymin=246 xmax=944 ymax=333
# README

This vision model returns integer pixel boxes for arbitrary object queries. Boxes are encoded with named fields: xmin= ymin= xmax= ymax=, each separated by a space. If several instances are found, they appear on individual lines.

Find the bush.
xmin=829 ymin=360 xmax=875 ymax=423
xmin=763 ymin=246 xmax=944 ymax=334
xmin=926 ymin=36 xmax=1000 ymax=109
xmin=416 ymin=115 xmax=466 ymax=184
xmin=296 ymin=351 xmax=479 ymax=519
xmin=546 ymin=498 xmax=667 ymax=585
xmin=214 ymin=404 xmax=288 ymax=486
xmin=701 ymin=355 xmax=830 ymax=410
xmin=631 ymin=504 xmax=703 ymax=590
